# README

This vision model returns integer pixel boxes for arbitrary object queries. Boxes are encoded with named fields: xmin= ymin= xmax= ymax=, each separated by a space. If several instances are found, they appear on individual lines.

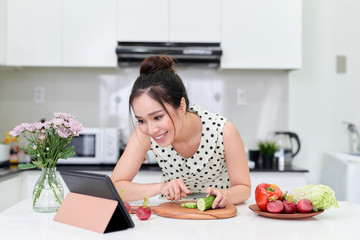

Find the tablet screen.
xmin=60 ymin=170 xmax=134 ymax=230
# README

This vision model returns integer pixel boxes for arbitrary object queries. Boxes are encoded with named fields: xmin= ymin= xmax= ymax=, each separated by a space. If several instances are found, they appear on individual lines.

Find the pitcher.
xmin=274 ymin=131 xmax=301 ymax=169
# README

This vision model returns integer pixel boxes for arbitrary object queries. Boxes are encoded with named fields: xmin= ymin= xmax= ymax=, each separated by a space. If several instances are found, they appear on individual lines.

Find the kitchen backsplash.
xmin=0 ymin=67 xmax=289 ymax=149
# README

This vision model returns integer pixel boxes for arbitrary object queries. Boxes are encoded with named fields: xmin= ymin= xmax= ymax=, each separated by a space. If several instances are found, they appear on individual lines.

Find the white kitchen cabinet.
xmin=6 ymin=0 xmax=62 ymax=66
xmin=5 ymin=0 xmax=116 ymax=67
xmin=0 ymin=174 xmax=22 ymax=212
xmin=0 ymin=0 xmax=6 ymax=65
xmin=117 ymin=0 xmax=169 ymax=42
xmin=249 ymin=171 xmax=307 ymax=201
xmin=169 ymin=0 xmax=221 ymax=42
xmin=62 ymin=0 xmax=117 ymax=67
xmin=117 ymin=0 xmax=221 ymax=43
xmin=322 ymin=152 xmax=360 ymax=204
xmin=221 ymin=0 xmax=302 ymax=69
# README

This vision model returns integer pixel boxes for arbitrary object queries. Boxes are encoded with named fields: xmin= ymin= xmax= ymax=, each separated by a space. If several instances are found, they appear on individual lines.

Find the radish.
xmin=297 ymin=199 xmax=313 ymax=213
xmin=266 ymin=200 xmax=284 ymax=213
xmin=136 ymin=195 xmax=151 ymax=220
xmin=124 ymin=202 xmax=131 ymax=214
xmin=119 ymin=190 xmax=132 ymax=214
xmin=283 ymin=199 xmax=297 ymax=214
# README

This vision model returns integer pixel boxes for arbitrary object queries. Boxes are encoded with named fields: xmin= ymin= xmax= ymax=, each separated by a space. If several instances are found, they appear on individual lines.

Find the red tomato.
xmin=255 ymin=183 xmax=283 ymax=211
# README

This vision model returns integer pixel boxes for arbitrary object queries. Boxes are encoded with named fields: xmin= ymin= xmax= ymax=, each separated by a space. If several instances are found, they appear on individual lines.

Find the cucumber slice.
xmin=181 ymin=202 xmax=197 ymax=208
xmin=197 ymin=195 xmax=216 ymax=211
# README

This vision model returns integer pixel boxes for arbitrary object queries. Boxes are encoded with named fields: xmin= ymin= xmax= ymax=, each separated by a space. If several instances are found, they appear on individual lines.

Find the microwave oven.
xmin=57 ymin=127 xmax=120 ymax=165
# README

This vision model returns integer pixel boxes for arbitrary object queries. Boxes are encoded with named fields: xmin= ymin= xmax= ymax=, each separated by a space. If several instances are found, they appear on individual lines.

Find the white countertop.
xmin=0 ymin=199 xmax=357 ymax=240
xmin=327 ymin=151 xmax=360 ymax=164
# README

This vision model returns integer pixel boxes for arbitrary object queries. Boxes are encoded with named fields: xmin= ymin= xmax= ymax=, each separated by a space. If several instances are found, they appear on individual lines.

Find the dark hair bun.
xmin=140 ymin=55 xmax=176 ymax=74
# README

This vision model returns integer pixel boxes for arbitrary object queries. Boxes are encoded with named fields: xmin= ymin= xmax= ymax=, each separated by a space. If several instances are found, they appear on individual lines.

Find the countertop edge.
xmin=0 ymin=164 xmax=309 ymax=180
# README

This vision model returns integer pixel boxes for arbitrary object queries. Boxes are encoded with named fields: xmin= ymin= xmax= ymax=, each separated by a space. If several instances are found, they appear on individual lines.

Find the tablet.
xmin=60 ymin=170 xmax=134 ymax=230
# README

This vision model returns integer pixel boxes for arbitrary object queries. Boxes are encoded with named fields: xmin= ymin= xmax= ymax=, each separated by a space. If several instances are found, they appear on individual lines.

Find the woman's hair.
xmin=129 ymin=55 xmax=190 ymax=116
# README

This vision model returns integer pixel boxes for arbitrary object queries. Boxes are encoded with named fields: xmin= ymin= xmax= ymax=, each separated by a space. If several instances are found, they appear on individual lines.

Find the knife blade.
xmin=185 ymin=192 xmax=208 ymax=199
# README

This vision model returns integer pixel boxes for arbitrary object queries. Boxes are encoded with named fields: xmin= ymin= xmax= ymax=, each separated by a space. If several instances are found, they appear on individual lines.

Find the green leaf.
xmin=18 ymin=163 xmax=37 ymax=169
xmin=291 ymin=184 xmax=339 ymax=211
xmin=63 ymin=137 xmax=73 ymax=146
xmin=25 ymin=146 xmax=37 ymax=156
xmin=257 ymin=140 xmax=279 ymax=155
xmin=58 ymin=146 xmax=75 ymax=159
xmin=32 ymin=161 xmax=44 ymax=168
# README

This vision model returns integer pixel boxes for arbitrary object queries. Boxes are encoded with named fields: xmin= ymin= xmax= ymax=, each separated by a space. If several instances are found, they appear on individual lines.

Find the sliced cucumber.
xmin=181 ymin=202 xmax=197 ymax=208
xmin=197 ymin=195 xmax=216 ymax=211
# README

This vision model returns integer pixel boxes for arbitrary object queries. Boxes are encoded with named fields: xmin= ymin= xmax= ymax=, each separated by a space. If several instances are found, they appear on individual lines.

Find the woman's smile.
xmin=153 ymin=131 xmax=168 ymax=143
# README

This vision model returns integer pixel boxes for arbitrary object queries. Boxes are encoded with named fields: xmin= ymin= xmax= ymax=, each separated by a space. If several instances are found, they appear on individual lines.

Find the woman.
xmin=111 ymin=56 xmax=251 ymax=209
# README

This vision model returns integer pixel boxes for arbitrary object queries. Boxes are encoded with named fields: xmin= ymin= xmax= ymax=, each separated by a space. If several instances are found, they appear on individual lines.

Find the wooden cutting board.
xmin=151 ymin=201 xmax=237 ymax=220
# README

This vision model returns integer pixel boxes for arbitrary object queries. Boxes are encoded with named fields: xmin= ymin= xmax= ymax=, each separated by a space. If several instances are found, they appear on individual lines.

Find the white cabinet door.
xmin=117 ymin=0 xmax=221 ymax=43
xmin=169 ymin=0 xmax=221 ymax=42
xmin=62 ymin=0 xmax=117 ymax=67
xmin=0 ymin=0 xmax=6 ymax=65
xmin=117 ymin=0 xmax=169 ymax=42
xmin=221 ymin=0 xmax=302 ymax=69
xmin=6 ymin=0 xmax=62 ymax=66
xmin=0 ymin=175 xmax=22 ymax=212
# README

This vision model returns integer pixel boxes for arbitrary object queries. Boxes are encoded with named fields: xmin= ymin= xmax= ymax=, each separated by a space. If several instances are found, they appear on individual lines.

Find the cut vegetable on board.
xmin=154 ymin=201 xmax=237 ymax=220
xmin=180 ymin=202 xmax=197 ymax=208
xmin=180 ymin=195 xmax=216 ymax=211
xmin=197 ymin=195 xmax=216 ymax=211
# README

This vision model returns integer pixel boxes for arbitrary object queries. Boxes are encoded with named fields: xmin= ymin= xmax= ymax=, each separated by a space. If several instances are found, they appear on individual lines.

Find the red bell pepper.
xmin=255 ymin=183 xmax=283 ymax=211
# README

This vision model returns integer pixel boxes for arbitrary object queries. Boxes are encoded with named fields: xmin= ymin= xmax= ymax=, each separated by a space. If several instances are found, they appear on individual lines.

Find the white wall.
xmin=289 ymin=0 xmax=360 ymax=184
xmin=0 ymin=67 xmax=289 ymax=151
xmin=0 ymin=0 xmax=5 ymax=65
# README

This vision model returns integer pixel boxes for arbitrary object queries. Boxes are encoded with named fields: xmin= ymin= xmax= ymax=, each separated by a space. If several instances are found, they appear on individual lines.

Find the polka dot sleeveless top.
xmin=150 ymin=104 xmax=230 ymax=193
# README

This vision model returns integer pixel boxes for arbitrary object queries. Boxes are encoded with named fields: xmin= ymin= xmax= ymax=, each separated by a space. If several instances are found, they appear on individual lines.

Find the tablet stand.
xmin=54 ymin=192 xmax=131 ymax=233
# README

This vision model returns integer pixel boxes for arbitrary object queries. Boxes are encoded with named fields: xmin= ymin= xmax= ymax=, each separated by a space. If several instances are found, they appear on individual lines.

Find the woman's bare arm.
xmin=111 ymin=127 xmax=164 ymax=202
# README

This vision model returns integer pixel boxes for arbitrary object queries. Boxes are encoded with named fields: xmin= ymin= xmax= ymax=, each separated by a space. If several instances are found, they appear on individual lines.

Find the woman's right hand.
xmin=161 ymin=179 xmax=191 ymax=201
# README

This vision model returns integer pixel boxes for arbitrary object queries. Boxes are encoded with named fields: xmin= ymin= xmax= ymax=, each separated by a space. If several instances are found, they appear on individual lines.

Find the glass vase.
xmin=32 ymin=167 xmax=64 ymax=213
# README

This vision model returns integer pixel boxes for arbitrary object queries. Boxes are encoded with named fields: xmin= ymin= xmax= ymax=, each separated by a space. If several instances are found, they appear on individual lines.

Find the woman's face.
xmin=132 ymin=93 xmax=182 ymax=147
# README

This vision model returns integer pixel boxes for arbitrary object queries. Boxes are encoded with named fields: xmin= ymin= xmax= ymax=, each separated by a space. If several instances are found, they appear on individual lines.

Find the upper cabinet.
xmin=221 ymin=0 xmax=302 ymax=69
xmin=117 ymin=0 xmax=169 ymax=42
xmin=5 ymin=0 xmax=117 ymax=67
xmin=62 ymin=0 xmax=117 ymax=67
xmin=6 ymin=0 xmax=62 ymax=66
xmin=2 ymin=0 xmax=301 ymax=69
xmin=169 ymin=0 xmax=221 ymax=42
xmin=117 ymin=0 xmax=221 ymax=43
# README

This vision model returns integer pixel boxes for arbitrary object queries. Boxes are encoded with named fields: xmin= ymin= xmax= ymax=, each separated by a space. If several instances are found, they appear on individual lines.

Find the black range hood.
xmin=116 ymin=42 xmax=222 ymax=67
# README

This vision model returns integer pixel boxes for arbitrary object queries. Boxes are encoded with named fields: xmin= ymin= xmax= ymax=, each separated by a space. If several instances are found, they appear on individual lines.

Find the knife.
xmin=185 ymin=192 xmax=208 ymax=199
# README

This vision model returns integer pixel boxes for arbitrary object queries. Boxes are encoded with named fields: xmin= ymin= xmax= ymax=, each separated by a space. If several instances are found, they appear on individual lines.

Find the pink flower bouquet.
xmin=9 ymin=112 xmax=83 ymax=169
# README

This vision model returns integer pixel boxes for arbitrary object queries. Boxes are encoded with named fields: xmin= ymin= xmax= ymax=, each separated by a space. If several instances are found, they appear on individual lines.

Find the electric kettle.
xmin=273 ymin=131 xmax=301 ymax=168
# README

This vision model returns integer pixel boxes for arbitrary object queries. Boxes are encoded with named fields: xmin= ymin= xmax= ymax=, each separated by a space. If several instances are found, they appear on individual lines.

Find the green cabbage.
xmin=290 ymin=184 xmax=339 ymax=212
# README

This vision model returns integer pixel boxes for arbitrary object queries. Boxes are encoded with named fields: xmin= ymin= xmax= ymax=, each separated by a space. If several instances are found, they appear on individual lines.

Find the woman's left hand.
xmin=206 ymin=187 xmax=228 ymax=209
